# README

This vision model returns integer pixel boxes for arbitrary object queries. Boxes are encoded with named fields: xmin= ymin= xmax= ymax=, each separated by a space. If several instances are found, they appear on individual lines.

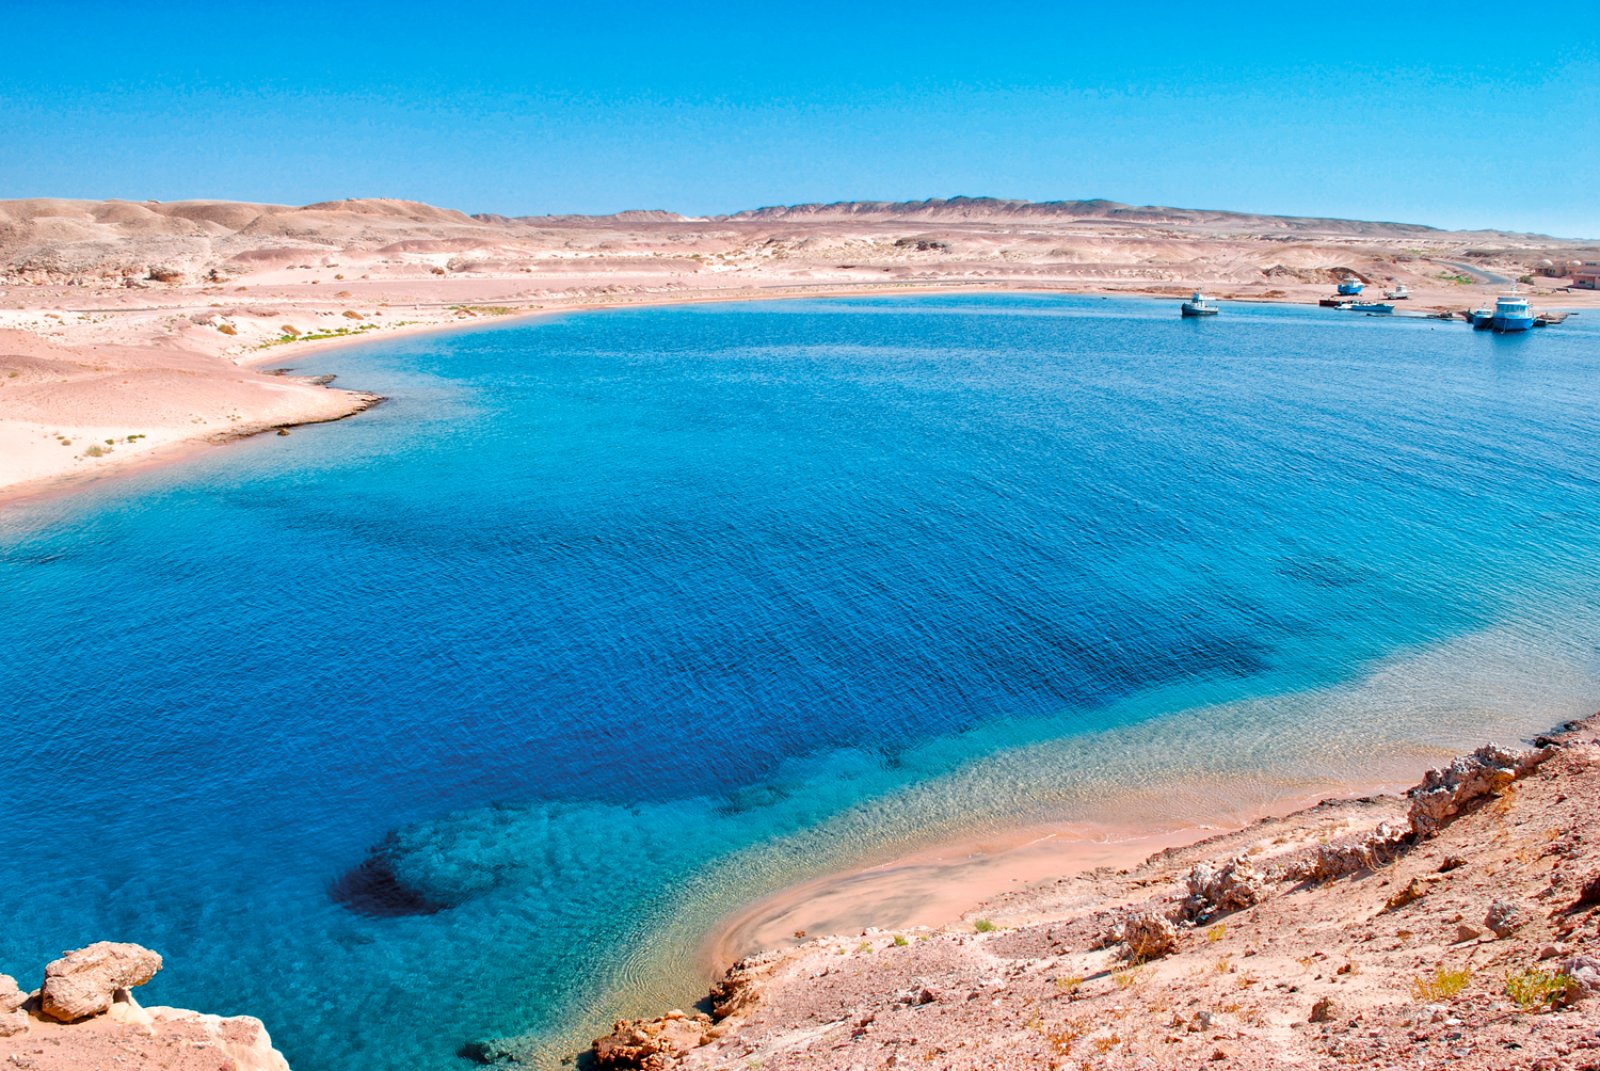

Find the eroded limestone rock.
xmin=592 ymin=1009 xmax=713 ymax=1071
xmin=1286 ymin=821 xmax=1410 ymax=883
xmin=1120 ymin=910 xmax=1179 ymax=960
xmin=0 ymin=974 xmax=27 ymax=1037
xmin=1408 ymin=744 xmax=1554 ymax=837
xmin=39 ymin=941 xmax=162 ymax=1022
xmin=1183 ymin=853 xmax=1266 ymax=919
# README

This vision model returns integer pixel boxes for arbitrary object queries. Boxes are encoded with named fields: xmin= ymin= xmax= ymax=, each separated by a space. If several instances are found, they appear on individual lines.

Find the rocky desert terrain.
xmin=3 ymin=194 xmax=1598 ymax=500
xmin=593 ymin=716 xmax=1600 ymax=1070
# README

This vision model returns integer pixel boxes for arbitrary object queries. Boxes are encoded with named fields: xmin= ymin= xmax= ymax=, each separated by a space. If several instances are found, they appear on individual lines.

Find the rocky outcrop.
xmin=1408 ymin=744 xmax=1554 ymax=836
xmin=592 ymin=1010 xmax=713 ymax=1071
xmin=1182 ymin=853 xmax=1266 ymax=919
xmin=0 ymin=975 xmax=27 ymax=1037
xmin=0 ymin=944 xmax=291 ymax=1071
xmin=1285 ymin=821 xmax=1411 ymax=883
xmin=1286 ymin=743 xmax=1557 ymax=886
xmin=1119 ymin=910 xmax=1180 ymax=960
xmin=39 ymin=942 xmax=162 ymax=1022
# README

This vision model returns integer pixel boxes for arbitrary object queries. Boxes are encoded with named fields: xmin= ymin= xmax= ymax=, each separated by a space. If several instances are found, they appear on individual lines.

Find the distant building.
xmin=1574 ymin=262 xmax=1600 ymax=290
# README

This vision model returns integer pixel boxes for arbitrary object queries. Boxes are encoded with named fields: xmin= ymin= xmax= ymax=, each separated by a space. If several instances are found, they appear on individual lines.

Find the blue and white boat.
xmin=1180 ymin=290 xmax=1219 ymax=317
xmin=1490 ymin=293 xmax=1535 ymax=333
xmin=1337 ymin=276 xmax=1365 ymax=296
xmin=1350 ymin=301 xmax=1394 ymax=314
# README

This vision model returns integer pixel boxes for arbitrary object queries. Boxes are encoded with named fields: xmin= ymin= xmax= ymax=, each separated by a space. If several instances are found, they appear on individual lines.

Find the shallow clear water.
xmin=3 ymin=294 xmax=1600 ymax=1069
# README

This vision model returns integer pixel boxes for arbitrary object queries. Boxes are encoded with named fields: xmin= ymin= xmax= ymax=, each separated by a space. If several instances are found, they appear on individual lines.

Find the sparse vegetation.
xmin=972 ymin=918 xmax=996 ymax=933
xmin=259 ymin=323 xmax=379 ymax=348
xmin=1206 ymin=924 xmax=1226 ymax=943
xmin=1505 ymin=968 xmax=1576 ymax=1012
xmin=216 ymin=323 xmax=237 ymax=335
xmin=1411 ymin=965 xmax=1471 ymax=1002
xmin=892 ymin=934 xmax=908 ymax=947
xmin=84 ymin=444 xmax=109 ymax=457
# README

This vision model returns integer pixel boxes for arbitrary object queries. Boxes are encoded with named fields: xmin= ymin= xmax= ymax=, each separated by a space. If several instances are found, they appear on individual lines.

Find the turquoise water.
xmin=3 ymin=294 xmax=1600 ymax=1068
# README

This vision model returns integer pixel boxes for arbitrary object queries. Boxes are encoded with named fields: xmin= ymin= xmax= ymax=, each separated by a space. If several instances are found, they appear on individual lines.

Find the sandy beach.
xmin=4 ymin=195 xmax=1597 ymax=504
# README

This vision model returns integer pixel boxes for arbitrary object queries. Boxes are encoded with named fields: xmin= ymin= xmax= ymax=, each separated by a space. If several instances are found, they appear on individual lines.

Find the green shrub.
xmin=1505 ymin=968 xmax=1576 ymax=1011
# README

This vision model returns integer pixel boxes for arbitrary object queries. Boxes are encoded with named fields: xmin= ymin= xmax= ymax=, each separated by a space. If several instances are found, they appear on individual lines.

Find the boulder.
xmin=1575 ymin=870 xmax=1600 ymax=909
xmin=0 ymin=974 xmax=27 ymax=1037
xmin=39 ymin=942 xmax=162 ymax=1022
xmin=146 ymin=1008 xmax=291 ymax=1071
xmin=1183 ymin=854 xmax=1266 ymax=919
xmin=592 ymin=1009 xmax=713 ymax=1071
xmin=1120 ymin=910 xmax=1179 ymax=960
xmin=1565 ymin=955 xmax=1600 ymax=995
xmin=1308 ymin=996 xmax=1340 ymax=1023
xmin=1484 ymin=900 xmax=1524 ymax=939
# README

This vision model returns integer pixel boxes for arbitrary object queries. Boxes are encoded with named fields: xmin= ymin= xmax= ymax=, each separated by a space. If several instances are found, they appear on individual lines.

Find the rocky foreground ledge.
xmin=593 ymin=718 xmax=1600 ymax=1070
xmin=0 ymin=942 xmax=289 ymax=1071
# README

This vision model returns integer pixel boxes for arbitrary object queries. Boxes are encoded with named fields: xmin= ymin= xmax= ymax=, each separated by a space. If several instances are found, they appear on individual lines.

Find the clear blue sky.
xmin=2 ymin=1 xmax=1596 ymax=236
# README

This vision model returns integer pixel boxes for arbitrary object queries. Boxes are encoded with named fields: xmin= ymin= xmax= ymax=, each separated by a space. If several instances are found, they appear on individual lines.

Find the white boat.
xmin=1180 ymin=290 xmax=1218 ymax=317
xmin=1384 ymin=284 xmax=1410 ymax=300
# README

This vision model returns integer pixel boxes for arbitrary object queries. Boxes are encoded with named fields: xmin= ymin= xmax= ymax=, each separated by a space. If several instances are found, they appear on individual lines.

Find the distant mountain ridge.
xmin=718 ymin=196 xmax=1445 ymax=237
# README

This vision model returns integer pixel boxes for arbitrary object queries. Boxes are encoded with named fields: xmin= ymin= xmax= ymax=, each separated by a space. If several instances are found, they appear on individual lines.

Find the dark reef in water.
xmin=329 ymin=836 xmax=450 ymax=918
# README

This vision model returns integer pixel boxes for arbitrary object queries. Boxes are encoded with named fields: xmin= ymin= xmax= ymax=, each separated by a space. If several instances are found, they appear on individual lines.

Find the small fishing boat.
xmin=1491 ymin=293 xmax=1535 ymax=333
xmin=1180 ymin=290 xmax=1219 ymax=317
xmin=1337 ymin=277 xmax=1365 ymax=296
xmin=1384 ymin=284 xmax=1410 ymax=300
xmin=1318 ymin=297 xmax=1346 ymax=308
xmin=1469 ymin=307 xmax=1495 ymax=329
xmin=1350 ymin=302 xmax=1394 ymax=314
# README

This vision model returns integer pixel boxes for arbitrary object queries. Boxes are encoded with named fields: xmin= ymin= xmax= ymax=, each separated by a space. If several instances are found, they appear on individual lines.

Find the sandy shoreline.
xmin=5 ymin=194 xmax=1597 ymax=507
xmin=696 ymin=778 xmax=1415 ymax=977
xmin=595 ymin=715 xmax=1600 ymax=1071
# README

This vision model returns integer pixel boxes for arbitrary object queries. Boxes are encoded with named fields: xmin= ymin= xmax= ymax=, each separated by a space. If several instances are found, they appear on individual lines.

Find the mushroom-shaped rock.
xmin=39 ymin=942 xmax=163 ymax=1022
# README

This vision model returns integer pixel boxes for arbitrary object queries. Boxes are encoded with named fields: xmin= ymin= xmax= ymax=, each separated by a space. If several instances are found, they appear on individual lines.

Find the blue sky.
xmin=2 ymin=1 xmax=1596 ymax=236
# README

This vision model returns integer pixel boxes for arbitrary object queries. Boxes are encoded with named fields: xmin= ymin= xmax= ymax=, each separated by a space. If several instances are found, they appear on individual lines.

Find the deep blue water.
xmin=4 ymin=294 xmax=1600 ymax=1069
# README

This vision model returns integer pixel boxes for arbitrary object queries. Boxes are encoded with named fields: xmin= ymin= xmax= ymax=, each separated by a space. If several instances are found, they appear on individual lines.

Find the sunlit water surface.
xmin=4 ymin=295 xmax=1600 ymax=1069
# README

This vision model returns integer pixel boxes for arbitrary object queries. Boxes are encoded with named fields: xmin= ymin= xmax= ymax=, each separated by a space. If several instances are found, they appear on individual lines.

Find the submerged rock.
xmin=329 ymin=838 xmax=451 ymax=918
xmin=39 ymin=941 xmax=162 ymax=1022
